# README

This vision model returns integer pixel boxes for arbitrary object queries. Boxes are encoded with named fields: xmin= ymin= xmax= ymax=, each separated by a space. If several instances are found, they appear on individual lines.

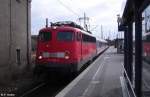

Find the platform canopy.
xmin=121 ymin=0 xmax=149 ymax=26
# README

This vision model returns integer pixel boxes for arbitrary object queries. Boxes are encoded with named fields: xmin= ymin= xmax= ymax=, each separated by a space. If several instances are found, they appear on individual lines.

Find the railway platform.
xmin=55 ymin=47 xmax=124 ymax=97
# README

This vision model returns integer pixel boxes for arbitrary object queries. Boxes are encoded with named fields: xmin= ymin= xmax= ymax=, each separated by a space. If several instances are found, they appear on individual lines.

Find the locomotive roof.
xmin=51 ymin=21 xmax=84 ymax=30
xmin=40 ymin=26 xmax=96 ymax=38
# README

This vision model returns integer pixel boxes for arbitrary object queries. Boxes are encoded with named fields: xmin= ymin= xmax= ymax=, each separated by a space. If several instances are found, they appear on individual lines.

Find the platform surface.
xmin=56 ymin=47 xmax=124 ymax=97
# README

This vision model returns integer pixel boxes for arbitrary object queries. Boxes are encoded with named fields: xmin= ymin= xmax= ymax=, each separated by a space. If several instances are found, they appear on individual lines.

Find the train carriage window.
xmin=143 ymin=34 xmax=150 ymax=42
xmin=83 ymin=34 xmax=96 ymax=43
xmin=146 ymin=35 xmax=150 ymax=42
xmin=143 ymin=36 xmax=146 ymax=41
xmin=91 ymin=37 xmax=96 ymax=43
xmin=83 ymin=34 xmax=88 ymax=42
xmin=39 ymin=32 xmax=51 ymax=41
xmin=57 ymin=32 xmax=74 ymax=41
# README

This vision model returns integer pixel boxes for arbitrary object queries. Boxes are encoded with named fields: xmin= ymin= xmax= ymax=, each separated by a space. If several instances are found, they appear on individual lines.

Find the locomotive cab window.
xmin=39 ymin=32 xmax=51 ymax=41
xmin=57 ymin=32 xmax=74 ymax=41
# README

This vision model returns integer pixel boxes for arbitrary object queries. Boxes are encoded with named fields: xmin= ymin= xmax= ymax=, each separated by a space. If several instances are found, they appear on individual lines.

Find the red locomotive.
xmin=35 ymin=21 xmax=107 ymax=75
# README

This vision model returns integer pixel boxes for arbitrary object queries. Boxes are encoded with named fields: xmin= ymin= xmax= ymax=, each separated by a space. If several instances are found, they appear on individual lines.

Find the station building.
xmin=0 ymin=0 xmax=31 ymax=84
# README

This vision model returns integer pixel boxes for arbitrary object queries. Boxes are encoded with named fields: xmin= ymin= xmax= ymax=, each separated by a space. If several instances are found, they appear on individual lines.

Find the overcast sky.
xmin=31 ymin=0 xmax=126 ymax=39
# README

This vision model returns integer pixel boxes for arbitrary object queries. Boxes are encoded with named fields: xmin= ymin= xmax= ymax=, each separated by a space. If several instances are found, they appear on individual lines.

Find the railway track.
xmin=18 ymin=49 xmax=106 ymax=97
xmin=18 ymin=72 xmax=75 ymax=97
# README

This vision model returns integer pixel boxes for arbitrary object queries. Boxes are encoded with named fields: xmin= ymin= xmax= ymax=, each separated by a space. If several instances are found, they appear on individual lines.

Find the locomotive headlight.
xmin=65 ymin=55 xmax=69 ymax=59
xmin=38 ymin=55 xmax=42 ymax=59
xmin=65 ymin=51 xmax=70 ymax=59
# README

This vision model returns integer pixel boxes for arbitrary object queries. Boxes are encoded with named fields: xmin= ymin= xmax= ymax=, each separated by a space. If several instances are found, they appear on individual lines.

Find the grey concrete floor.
xmin=56 ymin=47 xmax=124 ymax=97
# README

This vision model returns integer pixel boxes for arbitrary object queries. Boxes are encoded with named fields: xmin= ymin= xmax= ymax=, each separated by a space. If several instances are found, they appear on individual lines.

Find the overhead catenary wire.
xmin=56 ymin=0 xmax=80 ymax=17
xmin=66 ymin=0 xmax=83 ymax=14
xmin=56 ymin=0 xmax=95 ymax=32
xmin=90 ymin=25 xmax=98 ymax=31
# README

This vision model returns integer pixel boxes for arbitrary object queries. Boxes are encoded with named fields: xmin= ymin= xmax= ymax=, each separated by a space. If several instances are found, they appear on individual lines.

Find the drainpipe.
xmin=26 ymin=0 xmax=31 ymax=68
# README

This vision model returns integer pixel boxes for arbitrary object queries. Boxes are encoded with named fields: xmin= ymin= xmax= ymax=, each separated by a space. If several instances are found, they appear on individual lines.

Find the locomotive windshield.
xmin=39 ymin=32 xmax=51 ymax=41
xmin=57 ymin=32 xmax=74 ymax=41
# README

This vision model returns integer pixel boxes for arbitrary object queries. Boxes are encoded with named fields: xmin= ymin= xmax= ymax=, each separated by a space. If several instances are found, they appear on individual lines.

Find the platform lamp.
xmin=116 ymin=14 xmax=120 ymax=48
xmin=117 ymin=14 xmax=126 ymax=31
xmin=117 ymin=14 xmax=121 ymax=31
xmin=116 ymin=14 xmax=121 ymax=52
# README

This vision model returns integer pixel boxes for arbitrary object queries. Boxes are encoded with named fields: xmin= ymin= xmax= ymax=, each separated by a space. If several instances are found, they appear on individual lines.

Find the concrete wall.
xmin=0 ymin=0 xmax=31 ymax=84
xmin=31 ymin=35 xmax=38 ymax=51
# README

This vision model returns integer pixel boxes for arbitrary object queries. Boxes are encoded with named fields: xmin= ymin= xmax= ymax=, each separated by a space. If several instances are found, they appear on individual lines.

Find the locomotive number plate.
xmin=56 ymin=52 xmax=65 ymax=58
xmin=43 ymin=52 xmax=65 ymax=58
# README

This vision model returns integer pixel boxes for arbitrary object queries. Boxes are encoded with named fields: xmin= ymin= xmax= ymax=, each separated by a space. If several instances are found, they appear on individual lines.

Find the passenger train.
xmin=143 ymin=32 xmax=150 ymax=62
xmin=35 ymin=21 xmax=107 ymax=75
